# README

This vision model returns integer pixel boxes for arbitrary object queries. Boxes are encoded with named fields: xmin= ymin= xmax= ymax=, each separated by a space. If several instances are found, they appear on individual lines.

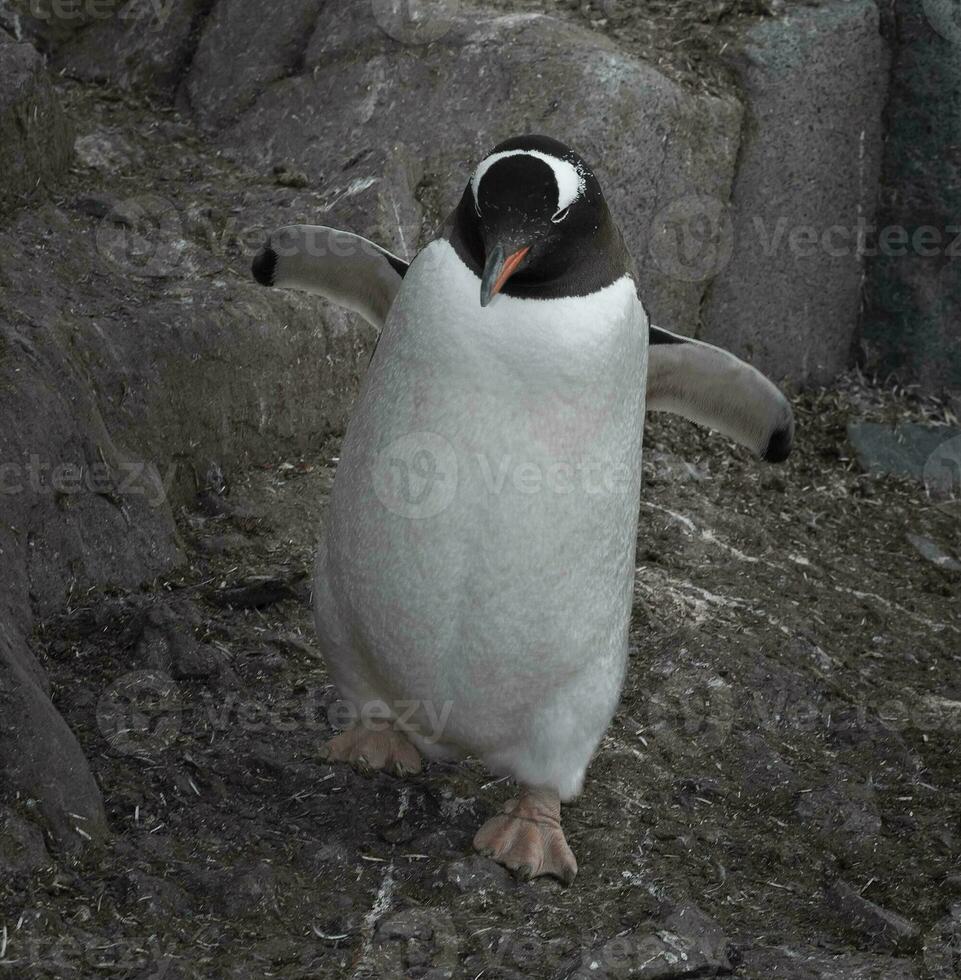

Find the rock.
xmin=559 ymin=903 xmax=734 ymax=978
xmin=700 ymin=0 xmax=885 ymax=385
xmin=0 ymin=806 xmax=51 ymax=874
xmin=906 ymin=533 xmax=961 ymax=572
xmin=825 ymin=879 xmax=921 ymax=952
xmin=847 ymin=422 xmax=961 ymax=484
xmin=861 ymin=0 xmax=961 ymax=395
xmin=52 ymin=0 xmax=209 ymax=97
xmin=0 ymin=38 xmax=73 ymax=214
xmin=445 ymin=855 xmax=514 ymax=893
xmin=0 ymin=623 xmax=109 ymax=852
xmin=198 ymin=3 xmax=743 ymax=339
xmin=184 ymin=0 xmax=326 ymax=127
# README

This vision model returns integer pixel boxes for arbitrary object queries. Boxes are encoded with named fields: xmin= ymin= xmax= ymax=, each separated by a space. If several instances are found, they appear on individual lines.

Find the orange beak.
xmin=480 ymin=244 xmax=531 ymax=307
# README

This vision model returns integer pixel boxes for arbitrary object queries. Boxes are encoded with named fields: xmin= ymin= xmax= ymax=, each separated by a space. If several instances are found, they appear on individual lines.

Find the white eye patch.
xmin=471 ymin=150 xmax=588 ymax=218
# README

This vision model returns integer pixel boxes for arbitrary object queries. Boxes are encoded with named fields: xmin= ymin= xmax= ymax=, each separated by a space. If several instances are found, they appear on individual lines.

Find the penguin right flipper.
xmin=647 ymin=325 xmax=795 ymax=463
xmin=251 ymin=224 xmax=408 ymax=330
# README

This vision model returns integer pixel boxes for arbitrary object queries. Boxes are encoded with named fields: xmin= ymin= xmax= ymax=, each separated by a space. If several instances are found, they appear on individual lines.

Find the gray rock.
xmin=53 ymin=0 xmax=208 ymax=97
xmin=825 ymin=879 xmax=921 ymax=952
xmin=0 ymin=622 xmax=109 ymax=852
xmin=559 ymin=903 xmax=733 ymax=978
xmin=0 ymin=38 xmax=73 ymax=214
xmin=184 ymin=0 xmax=326 ymax=128
xmin=700 ymin=0 xmax=885 ymax=385
xmin=861 ymin=0 xmax=961 ymax=395
xmin=0 ymin=806 xmax=51 ymax=874
xmin=445 ymin=855 xmax=514 ymax=893
xmin=847 ymin=422 xmax=961 ymax=484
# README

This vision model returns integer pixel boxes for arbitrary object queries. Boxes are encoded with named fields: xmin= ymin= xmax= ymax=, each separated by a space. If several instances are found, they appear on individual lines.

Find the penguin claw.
xmin=473 ymin=791 xmax=577 ymax=885
xmin=320 ymin=727 xmax=422 ymax=777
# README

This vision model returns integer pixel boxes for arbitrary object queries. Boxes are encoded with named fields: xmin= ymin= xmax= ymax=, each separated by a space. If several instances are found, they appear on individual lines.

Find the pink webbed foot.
xmin=473 ymin=786 xmax=577 ymax=885
xmin=320 ymin=726 xmax=422 ymax=777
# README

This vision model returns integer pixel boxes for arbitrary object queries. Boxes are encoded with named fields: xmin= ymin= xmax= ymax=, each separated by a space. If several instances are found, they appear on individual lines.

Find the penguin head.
xmin=448 ymin=135 xmax=629 ymax=307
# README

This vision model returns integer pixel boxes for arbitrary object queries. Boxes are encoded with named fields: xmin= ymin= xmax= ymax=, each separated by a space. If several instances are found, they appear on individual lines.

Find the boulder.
xmin=51 ymin=0 xmax=208 ymax=97
xmin=861 ymin=0 xmax=961 ymax=395
xmin=0 ymin=37 xmax=73 ymax=214
xmin=700 ymin=0 xmax=886 ymax=385
xmin=0 ymin=623 xmax=108 ymax=852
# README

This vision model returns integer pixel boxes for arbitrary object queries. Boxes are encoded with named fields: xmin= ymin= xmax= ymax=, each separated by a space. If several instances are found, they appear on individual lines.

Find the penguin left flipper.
xmin=251 ymin=224 xmax=408 ymax=330
xmin=647 ymin=325 xmax=795 ymax=463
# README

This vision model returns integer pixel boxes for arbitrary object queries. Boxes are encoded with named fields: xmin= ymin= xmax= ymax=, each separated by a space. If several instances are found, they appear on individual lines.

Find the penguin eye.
xmin=551 ymin=206 xmax=570 ymax=224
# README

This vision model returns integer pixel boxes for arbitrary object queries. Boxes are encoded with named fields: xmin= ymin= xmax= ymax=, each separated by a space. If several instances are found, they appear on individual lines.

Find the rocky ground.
xmin=1 ymin=13 xmax=960 ymax=979
xmin=2 ymin=361 xmax=961 ymax=978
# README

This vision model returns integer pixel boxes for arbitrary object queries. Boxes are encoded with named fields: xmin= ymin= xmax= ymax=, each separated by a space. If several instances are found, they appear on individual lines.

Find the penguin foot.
xmin=473 ymin=787 xmax=577 ymax=885
xmin=319 ymin=727 xmax=423 ymax=777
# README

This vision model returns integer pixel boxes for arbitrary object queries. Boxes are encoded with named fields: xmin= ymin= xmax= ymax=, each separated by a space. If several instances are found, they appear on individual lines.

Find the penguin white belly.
xmin=314 ymin=239 xmax=647 ymax=800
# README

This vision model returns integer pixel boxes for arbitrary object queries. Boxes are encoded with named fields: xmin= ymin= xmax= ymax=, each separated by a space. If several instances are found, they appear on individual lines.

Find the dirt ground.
xmin=2 ymin=63 xmax=961 ymax=980
xmin=3 ymin=376 xmax=960 ymax=978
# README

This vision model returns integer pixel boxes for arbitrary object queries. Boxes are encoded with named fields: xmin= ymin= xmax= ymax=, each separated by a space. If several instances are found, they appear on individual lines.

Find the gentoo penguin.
xmin=253 ymin=135 xmax=794 ymax=884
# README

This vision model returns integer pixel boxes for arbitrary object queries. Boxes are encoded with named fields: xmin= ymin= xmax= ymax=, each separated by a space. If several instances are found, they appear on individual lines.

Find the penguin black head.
xmin=447 ymin=135 xmax=631 ymax=306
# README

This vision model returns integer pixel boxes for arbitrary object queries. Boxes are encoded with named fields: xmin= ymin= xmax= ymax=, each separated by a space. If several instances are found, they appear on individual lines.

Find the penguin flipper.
xmin=647 ymin=325 xmax=794 ymax=463
xmin=251 ymin=224 xmax=408 ymax=330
